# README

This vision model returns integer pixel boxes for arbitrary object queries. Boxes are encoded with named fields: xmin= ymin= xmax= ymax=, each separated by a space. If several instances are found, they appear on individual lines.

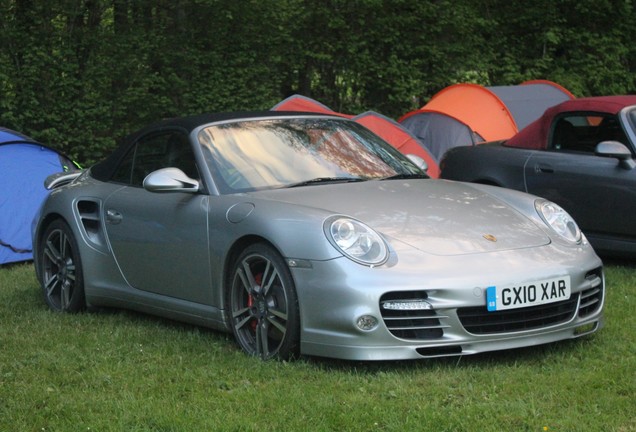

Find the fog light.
xmin=381 ymin=299 xmax=432 ymax=310
xmin=356 ymin=315 xmax=379 ymax=331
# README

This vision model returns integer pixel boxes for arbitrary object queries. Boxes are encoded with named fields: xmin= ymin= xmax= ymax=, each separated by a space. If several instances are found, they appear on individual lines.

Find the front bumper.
xmin=291 ymin=243 xmax=604 ymax=361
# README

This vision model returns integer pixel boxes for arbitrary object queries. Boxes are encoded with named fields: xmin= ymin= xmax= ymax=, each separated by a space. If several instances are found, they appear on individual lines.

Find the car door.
xmin=524 ymin=113 xmax=636 ymax=238
xmin=103 ymin=130 xmax=213 ymax=305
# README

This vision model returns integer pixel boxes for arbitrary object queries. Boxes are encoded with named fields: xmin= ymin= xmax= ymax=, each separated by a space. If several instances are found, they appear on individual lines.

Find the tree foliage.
xmin=1 ymin=0 xmax=634 ymax=164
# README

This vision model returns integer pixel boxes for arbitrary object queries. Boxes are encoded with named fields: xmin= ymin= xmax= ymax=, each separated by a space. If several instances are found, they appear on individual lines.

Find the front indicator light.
xmin=382 ymin=299 xmax=433 ymax=310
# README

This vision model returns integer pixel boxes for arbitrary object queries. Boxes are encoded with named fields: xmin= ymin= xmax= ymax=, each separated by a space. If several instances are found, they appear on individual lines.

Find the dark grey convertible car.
xmin=33 ymin=112 xmax=604 ymax=361
xmin=441 ymin=96 xmax=636 ymax=258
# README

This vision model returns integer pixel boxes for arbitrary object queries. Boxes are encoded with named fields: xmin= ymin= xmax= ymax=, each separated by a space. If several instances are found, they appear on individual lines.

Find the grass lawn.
xmin=0 ymin=262 xmax=634 ymax=431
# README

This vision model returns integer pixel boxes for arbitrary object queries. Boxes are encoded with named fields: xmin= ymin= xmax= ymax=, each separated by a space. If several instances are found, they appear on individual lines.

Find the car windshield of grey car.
xmin=197 ymin=118 xmax=425 ymax=193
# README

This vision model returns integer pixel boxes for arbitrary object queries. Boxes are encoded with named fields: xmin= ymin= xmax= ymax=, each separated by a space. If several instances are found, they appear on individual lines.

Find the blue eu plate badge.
xmin=486 ymin=286 xmax=497 ymax=312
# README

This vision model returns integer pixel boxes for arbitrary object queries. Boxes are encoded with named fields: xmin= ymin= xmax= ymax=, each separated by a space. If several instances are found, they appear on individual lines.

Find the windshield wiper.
xmin=287 ymin=177 xmax=367 ymax=188
xmin=380 ymin=173 xmax=429 ymax=180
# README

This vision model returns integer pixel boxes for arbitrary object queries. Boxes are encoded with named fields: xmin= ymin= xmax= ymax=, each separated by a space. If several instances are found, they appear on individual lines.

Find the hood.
xmin=249 ymin=179 xmax=550 ymax=256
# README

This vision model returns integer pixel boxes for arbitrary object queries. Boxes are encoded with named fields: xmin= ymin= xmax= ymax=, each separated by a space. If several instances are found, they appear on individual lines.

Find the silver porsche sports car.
xmin=32 ymin=112 xmax=604 ymax=361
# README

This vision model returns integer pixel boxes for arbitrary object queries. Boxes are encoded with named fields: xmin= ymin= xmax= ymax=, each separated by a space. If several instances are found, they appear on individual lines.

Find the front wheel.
xmin=227 ymin=243 xmax=300 ymax=360
xmin=39 ymin=220 xmax=86 ymax=312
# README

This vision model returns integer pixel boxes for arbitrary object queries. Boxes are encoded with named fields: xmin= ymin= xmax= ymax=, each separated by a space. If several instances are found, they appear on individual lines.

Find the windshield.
xmin=197 ymin=117 xmax=425 ymax=193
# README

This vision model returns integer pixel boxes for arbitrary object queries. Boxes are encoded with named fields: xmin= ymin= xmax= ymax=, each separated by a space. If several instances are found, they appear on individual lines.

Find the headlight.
xmin=325 ymin=216 xmax=388 ymax=266
xmin=535 ymin=200 xmax=582 ymax=244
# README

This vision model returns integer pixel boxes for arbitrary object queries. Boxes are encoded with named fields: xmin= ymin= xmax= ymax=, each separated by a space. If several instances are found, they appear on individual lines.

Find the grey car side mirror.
xmin=595 ymin=141 xmax=636 ymax=170
xmin=143 ymin=167 xmax=200 ymax=192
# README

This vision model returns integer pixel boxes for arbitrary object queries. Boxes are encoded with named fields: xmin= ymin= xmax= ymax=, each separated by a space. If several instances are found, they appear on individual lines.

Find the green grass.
xmin=1 ymin=262 xmax=634 ymax=432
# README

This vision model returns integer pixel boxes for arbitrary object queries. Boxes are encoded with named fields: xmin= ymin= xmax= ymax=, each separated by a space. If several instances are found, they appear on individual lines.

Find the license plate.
xmin=486 ymin=276 xmax=571 ymax=312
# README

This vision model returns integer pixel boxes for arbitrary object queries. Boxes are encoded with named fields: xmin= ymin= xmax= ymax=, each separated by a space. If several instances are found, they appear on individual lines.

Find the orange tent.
xmin=419 ymin=83 xmax=518 ymax=142
xmin=398 ymin=81 xmax=574 ymax=163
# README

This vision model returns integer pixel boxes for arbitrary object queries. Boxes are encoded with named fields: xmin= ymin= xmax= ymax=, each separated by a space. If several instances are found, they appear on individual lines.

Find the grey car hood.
xmin=248 ymin=179 xmax=551 ymax=256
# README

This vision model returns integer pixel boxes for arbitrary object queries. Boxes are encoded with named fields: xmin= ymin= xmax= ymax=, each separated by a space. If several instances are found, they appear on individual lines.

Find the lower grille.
xmin=379 ymin=292 xmax=445 ymax=340
xmin=416 ymin=345 xmax=462 ymax=357
xmin=457 ymin=296 xmax=578 ymax=335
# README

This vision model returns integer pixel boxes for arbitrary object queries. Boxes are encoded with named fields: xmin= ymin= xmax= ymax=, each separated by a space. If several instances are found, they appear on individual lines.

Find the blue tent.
xmin=0 ymin=128 xmax=78 ymax=265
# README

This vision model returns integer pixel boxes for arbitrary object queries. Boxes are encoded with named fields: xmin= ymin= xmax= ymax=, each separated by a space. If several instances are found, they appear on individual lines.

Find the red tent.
xmin=353 ymin=111 xmax=439 ymax=178
xmin=272 ymin=95 xmax=440 ymax=177
xmin=271 ymin=94 xmax=353 ymax=118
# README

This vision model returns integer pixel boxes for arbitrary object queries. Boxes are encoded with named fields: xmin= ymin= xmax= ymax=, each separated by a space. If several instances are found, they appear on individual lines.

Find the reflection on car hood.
xmin=250 ymin=179 xmax=551 ymax=256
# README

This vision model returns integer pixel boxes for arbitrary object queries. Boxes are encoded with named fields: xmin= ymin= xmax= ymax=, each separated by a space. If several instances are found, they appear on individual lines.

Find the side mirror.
xmin=595 ymin=141 xmax=636 ymax=170
xmin=406 ymin=154 xmax=428 ymax=173
xmin=143 ymin=168 xmax=200 ymax=193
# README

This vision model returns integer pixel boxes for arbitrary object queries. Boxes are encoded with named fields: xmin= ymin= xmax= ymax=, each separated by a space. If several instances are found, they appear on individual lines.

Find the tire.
xmin=39 ymin=219 xmax=86 ymax=312
xmin=227 ymin=243 xmax=300 ymax=360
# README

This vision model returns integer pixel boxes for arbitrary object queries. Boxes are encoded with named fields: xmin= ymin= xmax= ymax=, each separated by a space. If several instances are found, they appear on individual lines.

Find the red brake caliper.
xmin=248 ymin=273 xmax=263 ymax=331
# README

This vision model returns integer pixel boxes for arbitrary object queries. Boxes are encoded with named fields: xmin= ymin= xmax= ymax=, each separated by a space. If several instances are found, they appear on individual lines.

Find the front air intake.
xmin=457 ymin=297 xmax=578 ymax=335
xmin=379 ymin=292 xmax=446 ymax=340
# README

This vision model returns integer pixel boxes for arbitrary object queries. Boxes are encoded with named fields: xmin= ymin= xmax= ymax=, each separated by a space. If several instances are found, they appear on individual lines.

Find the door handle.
xmin=534 ymin=164 xmax=554 ymax=174
xmin=106 ymin=209 xmax=123 ymax=224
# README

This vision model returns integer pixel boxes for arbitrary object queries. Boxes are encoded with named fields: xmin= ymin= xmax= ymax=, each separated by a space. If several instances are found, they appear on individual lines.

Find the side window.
xmin=165 ymin=134 xmax=200 ymax=180
xmin=551 ymin=114 xmax=628 ymax=153
xmin=110 ymin=146 xmax=136 ymax=184
xmin=111 ymin=132 xmax=198 ymax=186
